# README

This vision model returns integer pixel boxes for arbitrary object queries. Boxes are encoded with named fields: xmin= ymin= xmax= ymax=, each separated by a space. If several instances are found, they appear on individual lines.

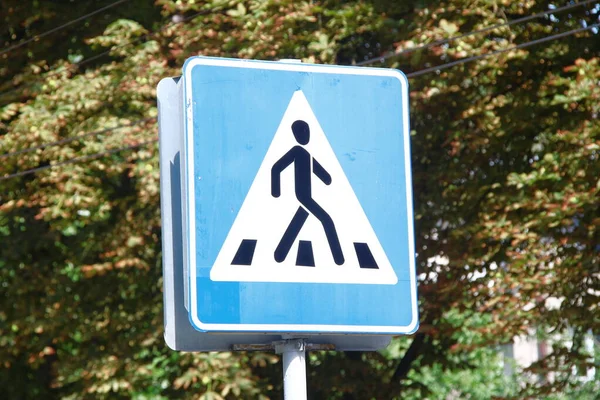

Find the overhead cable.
xmin=358 ymin=0 xmax=596 ymax=66
xmin=405 ymin=22 xmax=599 ymax=78
xmin=0 ymin=7 xmax=218 ymax=99
xmin=0 ymin=117 xmax=155 ymax=159
xmin=1 ymin=21 xmax=599 ymax=181
xmin=0 ymin=0 xmax=131 ymax=57
xmin=0 ymin=139 xmax=157 ymax=182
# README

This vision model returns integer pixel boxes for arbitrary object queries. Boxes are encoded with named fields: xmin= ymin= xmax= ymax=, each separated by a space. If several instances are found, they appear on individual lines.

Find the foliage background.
xmin=1 ymin=0 xmax=599 ymax=398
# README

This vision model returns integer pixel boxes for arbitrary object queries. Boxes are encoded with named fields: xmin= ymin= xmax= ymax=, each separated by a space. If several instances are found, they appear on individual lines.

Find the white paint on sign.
xmin=210 ymin=91 xmax=398 ymax=285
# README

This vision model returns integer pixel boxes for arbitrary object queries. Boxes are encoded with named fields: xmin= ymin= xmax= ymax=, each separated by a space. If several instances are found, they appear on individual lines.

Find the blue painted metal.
xmin=181 ymin=57 xmax=418 ymax=334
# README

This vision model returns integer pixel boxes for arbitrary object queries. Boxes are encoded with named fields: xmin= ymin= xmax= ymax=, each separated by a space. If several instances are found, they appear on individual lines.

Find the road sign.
xmin=159 ymin=76 xmax=391 ymax=351
xmin=180 ymin=57 xmax=418 ymax=334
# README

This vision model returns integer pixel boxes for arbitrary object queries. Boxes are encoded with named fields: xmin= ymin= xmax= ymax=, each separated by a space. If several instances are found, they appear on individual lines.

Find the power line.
xmin=358 ymin=0 xmax=596 ymax=66
xmin=56 ymin=8 xmax=213 ymax=74
xmin=406 ymin=22 xmax=599 ymax=78
xmin=0 ymin=0 xmax=131 ymax=57
xmin=3 ymin=1 xmax=587 ymax=100
xmin=0 ymin=139 xmax=157 ymax=182
xmin=0 ymin=2 xmax=593 ymax=100
xmin=2 ymin=21 xmax=599 ymax=182
xmin=0 ymin=117 xmax=155 ymax=159
xmin=0 ymin=7 xmax=219 ymax=100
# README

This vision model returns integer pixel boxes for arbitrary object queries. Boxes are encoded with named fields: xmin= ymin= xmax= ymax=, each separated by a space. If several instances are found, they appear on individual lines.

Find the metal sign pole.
xmin=233 ymin=339 xmax=334 ymax=400
xmin=275 ymin=339 xmax=307 ymax=400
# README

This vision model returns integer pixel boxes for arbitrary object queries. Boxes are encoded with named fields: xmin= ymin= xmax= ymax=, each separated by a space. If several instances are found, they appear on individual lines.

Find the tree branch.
xmin=392 ymin=333 xmax=426 ymax=381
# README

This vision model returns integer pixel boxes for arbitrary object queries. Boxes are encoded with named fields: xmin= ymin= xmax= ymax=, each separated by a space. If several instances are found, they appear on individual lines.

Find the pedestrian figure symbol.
xmin=271 ymin=120 xmax=344 ymax=265
xmin=209 ymin=90 xmax=398 ymax=285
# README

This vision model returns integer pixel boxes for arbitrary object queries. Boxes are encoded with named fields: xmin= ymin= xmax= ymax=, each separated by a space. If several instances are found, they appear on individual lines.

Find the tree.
xmin=1 ymin=0 xmax=599 ymax=398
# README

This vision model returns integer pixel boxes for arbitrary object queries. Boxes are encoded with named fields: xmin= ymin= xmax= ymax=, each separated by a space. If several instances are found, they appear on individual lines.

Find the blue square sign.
xmin=181 ymin=57 xmax=418 ymax=334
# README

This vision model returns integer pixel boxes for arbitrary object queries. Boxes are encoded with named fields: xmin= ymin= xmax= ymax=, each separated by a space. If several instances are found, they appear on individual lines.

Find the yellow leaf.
xmin=440 ymin=19 xmax=459 ymax=35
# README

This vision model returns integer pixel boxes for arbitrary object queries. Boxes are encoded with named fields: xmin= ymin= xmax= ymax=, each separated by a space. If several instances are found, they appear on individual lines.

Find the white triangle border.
xmin=209 ymin=90 xmax=398 ymax=285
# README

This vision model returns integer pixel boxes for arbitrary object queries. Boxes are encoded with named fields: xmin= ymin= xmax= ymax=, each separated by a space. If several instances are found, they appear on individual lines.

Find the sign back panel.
xmin=159 ymin=76 xmax=392 ymax=350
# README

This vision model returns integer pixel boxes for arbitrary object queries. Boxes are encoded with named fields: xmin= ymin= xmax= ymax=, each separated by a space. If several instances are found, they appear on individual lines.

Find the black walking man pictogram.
xmin=271 ymin=120 xmax=345 ymax=265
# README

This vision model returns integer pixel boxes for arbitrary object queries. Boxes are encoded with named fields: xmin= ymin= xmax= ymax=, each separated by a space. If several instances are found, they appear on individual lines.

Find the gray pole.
xmin=275 ymin=338 xmax=308 ymax=400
